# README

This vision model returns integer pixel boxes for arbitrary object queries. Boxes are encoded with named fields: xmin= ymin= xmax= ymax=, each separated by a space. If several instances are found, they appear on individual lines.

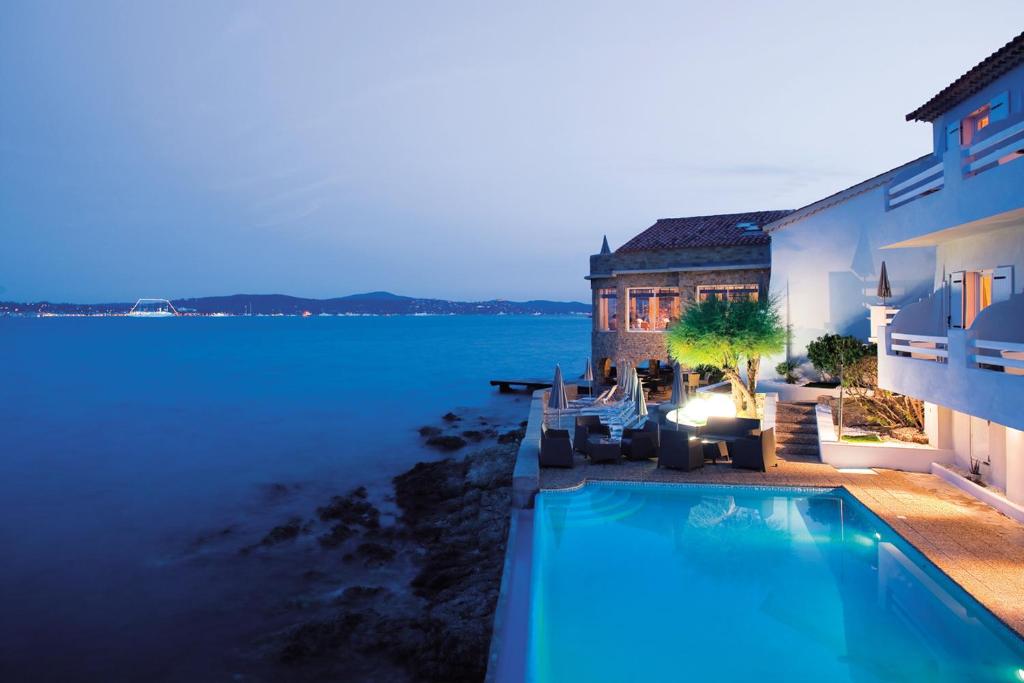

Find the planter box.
xmin=756 ymin=379 xmax=840 ymax=402
xmin=816 ymin=404 xmax=953 ymax=473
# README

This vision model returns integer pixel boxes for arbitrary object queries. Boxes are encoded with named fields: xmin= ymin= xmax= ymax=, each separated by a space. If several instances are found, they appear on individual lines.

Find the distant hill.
xmin=0 ymin=292 xmax=592 ymax=316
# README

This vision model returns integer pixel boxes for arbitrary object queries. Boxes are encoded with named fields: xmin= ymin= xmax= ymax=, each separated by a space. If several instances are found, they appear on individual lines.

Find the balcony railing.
xmin=886 ymin=157 xmax=944 ymax=209
xmin=970 ymin=339 xmax=1024 ymax=375
xmin=890 ymin=332 xmax=948 ymax=363
xmin=963 ymin=118 xmax=1024 ymax=178
xmin=878 ymin=293 xmax=1024 ymax=430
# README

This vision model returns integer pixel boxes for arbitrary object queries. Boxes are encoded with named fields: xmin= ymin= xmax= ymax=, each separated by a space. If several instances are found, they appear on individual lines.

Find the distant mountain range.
xmin=0 ymin=291 xmax=592 ymax=316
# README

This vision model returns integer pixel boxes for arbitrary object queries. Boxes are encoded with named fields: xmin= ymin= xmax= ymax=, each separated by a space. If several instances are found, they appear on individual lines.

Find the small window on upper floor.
xmin=960 ymin=92 xmax=1010 ymax=147
xmin=963 ymin=104 xmax=991 ymax=145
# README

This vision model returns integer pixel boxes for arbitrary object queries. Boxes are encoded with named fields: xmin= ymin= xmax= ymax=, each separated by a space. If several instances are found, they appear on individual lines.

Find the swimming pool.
xmin=528 ymin=482 xmax=1024 ymax=682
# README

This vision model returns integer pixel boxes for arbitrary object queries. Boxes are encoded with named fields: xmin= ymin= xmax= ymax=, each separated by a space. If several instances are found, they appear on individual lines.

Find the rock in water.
xmin=425 ymin=435 xmax=468 ymax=451
xmin=279 ymin=443 xmax=517 ymax=682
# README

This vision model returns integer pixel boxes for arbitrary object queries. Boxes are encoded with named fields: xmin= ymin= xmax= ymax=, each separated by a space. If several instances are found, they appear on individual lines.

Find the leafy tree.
xmin=667 ymin=297 xmax=786 ymax=417
xmin=692 ymin=363 xmax=724 ymax=384
xmin=806 ymin=334 xmax=869 ymax=438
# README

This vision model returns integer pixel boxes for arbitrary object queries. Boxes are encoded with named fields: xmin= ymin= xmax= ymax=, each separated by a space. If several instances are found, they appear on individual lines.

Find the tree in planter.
xmin=667 ymin=297 xmax=786 ymax=417
xmin=806 ymin=334 xmax=869 ymax=439
xmin=843 ymin=352 xmax=925 ymax=433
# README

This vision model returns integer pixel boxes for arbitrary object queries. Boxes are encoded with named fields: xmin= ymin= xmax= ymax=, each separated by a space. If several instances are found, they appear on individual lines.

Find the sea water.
xmin=0 ymin=315 xmax=588 ymax=681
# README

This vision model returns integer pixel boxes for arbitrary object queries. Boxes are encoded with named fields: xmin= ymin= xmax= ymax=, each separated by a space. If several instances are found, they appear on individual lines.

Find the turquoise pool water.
xmin=529 ymin=483 xmax=1024 ymax=682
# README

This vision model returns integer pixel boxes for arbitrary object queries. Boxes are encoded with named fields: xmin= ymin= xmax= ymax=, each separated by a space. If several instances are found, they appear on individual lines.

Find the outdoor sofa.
xmin=698 ymin=417 xmax=778 ymax=471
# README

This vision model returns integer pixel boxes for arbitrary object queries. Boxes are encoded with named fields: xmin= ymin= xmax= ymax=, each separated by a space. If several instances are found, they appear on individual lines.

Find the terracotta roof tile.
xmin=616 ymin=210 xmax=793 ymax=253
xmin=906 ymin=31 xmax=1024 ymax=122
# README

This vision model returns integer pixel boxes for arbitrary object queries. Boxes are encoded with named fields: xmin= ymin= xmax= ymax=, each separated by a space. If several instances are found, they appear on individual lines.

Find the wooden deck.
xmin=490 ymin=378 xmax=593 ymax=393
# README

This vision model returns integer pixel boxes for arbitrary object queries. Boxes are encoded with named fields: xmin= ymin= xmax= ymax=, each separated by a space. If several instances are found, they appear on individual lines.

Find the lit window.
xmin=976 ymin=115 xmax=989 ymax=131
xmin=697 ymin=284 xmax=759 ymax=302
xmin=627 ymin=288 xmax=680 ymax=331
xmin=596 ymin=288 xmax=617 ymax=331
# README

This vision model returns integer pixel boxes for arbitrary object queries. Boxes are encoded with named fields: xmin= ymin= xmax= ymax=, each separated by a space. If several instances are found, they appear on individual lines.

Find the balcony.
xmin=886 ymin=156 xmax=944 ymax=209
xmin=883 ymin=112 xmax=1024 ymax=234
xmin=877 ymin=293 xmax=1024 ymax=431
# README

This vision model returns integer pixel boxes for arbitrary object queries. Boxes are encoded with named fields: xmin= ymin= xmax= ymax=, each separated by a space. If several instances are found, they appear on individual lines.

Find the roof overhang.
xmin=906 ymin=31 xmax=1024 ymax=122
xmin=585 ymin=262 xmax=771 ymax=280
xmin=882 ymin=206 xmax=1024 ymax=249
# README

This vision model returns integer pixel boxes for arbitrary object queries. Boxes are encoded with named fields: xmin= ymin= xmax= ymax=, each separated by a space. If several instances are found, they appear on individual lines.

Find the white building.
xmin=767 ymin=33 xmax=1024 ymax=506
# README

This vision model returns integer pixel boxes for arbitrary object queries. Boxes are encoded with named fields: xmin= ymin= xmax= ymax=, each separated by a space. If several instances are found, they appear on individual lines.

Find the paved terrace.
xmin=539 ymin=451 xmax=1024 ymax=638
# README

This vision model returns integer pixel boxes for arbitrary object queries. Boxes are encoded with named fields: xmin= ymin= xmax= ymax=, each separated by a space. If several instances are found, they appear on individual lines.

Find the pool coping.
xmin=487 ymin=477 xmax=1024 ymax=682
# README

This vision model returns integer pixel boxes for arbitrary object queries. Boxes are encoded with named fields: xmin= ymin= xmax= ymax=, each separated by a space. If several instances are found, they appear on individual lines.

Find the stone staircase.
xmin=774 ymin=401 xmax=821 ymax=462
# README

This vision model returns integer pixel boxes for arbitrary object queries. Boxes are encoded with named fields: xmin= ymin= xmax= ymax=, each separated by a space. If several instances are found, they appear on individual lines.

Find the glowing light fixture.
xmin=1015 ymin=667 xmax=1024 ymax=682
xmin=836 ymin=467 xmax=878 ymax=475
xmin=665 ymin=393 xmax=736 ymax=427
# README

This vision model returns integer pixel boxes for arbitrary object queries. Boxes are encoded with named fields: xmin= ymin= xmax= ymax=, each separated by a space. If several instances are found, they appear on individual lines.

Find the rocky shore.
xmin=262 ymin=412 xmax=524 ymax=682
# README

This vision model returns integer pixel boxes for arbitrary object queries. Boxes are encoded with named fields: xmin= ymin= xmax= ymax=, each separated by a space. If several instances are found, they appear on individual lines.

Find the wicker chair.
xmin=574 ymin=415 xmax=610 ymax=454
xmin=658 ymin=429 xmax=703 ymax=471
xmin=540 ymin=424 xmax=574 ymax=468
xmin=730 ymin=428 xmax=778 ymax=471
xmin=622 ymin=421 xmax=660 ymax=461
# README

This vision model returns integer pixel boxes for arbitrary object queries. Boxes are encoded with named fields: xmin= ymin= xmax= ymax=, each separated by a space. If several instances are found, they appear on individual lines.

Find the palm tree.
xmin=667 ymin=296 xmax=786 ymax=417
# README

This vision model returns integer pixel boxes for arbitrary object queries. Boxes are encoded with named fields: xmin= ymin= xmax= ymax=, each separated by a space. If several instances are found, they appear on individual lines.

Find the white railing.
xmin=890 ymin=332 xmax=948 ymax=362
xmin=969 ymin=339 xmax=1024 ymax=374
xmin=964 ymin=119 xmax=1024 ymax=177
xmin=886 ymin=158 xmax=944 ymax=209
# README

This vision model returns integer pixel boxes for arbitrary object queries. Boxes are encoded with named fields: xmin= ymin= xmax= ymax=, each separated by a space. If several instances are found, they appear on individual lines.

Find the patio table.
xmin=587 ymin=436 xmax=621 ymax=464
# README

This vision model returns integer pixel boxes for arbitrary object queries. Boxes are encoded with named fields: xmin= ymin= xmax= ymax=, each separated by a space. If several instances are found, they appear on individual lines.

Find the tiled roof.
xmin=616 ymin=210 xmax=793 ymax=253
xmin=906 ymin=31 xmax=1024 ymax=122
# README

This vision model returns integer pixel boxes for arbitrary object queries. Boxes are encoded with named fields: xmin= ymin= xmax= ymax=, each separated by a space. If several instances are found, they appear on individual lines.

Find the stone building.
xmin=587 ymin=210 xmax=792 ymax=381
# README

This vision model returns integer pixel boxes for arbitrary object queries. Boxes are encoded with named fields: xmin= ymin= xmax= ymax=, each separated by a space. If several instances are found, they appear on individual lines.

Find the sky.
xmin=2 ymin=2 xmax=1023 ymax=303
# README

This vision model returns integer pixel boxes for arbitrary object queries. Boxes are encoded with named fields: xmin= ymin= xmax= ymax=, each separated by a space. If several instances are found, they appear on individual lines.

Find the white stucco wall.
xmin=768 ymin=184 xmax=936 ymax=371
xmin=934 ymin=222 xmax=1024 ymax=292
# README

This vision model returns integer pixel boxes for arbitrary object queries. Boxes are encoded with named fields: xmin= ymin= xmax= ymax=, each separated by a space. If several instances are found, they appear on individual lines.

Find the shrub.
xmin=774 ymin=360 xmax=798 ymax=384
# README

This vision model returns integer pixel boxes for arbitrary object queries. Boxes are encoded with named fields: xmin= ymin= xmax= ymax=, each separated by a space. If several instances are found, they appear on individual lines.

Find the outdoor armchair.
xmin=622 ymin=420 xmax=659 ymax=461
xmin=540 ymin=424 xmax=574 ymax=468
xmin=729 ymin=428 xmax=778 ymax=472
xmin=574 ymin=415 xmax=610 ymax=454
xmin=658 ymin=429 xmax=703 ymax=471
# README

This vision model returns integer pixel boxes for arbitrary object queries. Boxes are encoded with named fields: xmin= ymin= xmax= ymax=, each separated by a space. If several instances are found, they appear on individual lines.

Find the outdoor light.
xmin=665 ymin=393 xmax=736 ymax=427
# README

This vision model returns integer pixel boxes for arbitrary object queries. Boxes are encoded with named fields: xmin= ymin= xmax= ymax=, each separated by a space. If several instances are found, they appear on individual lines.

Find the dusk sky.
xmin=2 ymin=2 xmax=1023 ymax=303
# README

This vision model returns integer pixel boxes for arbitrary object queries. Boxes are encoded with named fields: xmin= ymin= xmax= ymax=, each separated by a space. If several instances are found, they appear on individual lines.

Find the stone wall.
xmin=589 ymin=245 xmax=771 ymax=377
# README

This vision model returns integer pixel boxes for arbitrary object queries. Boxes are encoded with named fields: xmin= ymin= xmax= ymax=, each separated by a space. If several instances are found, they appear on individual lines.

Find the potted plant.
xmin=968 ymin=457 xmax=985 ymax=486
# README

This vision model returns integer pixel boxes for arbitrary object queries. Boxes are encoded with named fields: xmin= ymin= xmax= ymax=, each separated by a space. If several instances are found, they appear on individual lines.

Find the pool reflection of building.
xmin=587 ymin=210 xmax=792 ymax=382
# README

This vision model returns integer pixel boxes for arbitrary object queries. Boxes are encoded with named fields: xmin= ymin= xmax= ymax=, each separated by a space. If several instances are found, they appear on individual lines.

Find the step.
xmin=775 ymin=432 xmax=819 ymax=445
xmin=778 ymin=443 xmax=820 ymax=456
xmin=774 ymin=423 xmax=818 ymax=435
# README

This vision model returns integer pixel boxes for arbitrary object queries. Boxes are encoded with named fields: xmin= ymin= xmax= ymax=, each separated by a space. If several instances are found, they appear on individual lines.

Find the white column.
xmin=1006 ymin=427 xmax=1024 ymax=505
xmin=924 ymin=402 xmax=953 ymax=449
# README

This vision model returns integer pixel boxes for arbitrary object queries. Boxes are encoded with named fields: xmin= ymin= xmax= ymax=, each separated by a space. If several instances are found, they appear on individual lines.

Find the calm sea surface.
xmin=0 ymin=315 xmax=588 ymax=681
